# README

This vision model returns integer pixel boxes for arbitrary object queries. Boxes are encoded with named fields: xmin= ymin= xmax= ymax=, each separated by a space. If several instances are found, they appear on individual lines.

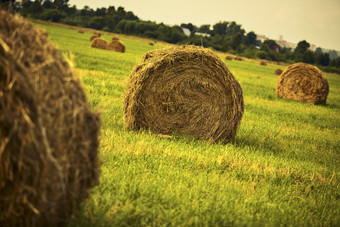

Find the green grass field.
xmin=35 ymin=22 xmax=339 ymax=226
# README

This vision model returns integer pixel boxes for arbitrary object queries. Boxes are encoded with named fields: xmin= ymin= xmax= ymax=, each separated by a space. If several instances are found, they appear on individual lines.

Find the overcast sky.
xmin=68 ymin=0 xmax=340 ymax=50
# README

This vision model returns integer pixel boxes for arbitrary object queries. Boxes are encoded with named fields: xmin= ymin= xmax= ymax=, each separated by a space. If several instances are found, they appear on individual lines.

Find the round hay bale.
xmin=234 ymin=56 xmax=243 ymax=61
xmin=260 ymin=60 xmax=267 ymax=66
xmin=91 ymin=37 xmax=108 ymax=50
xmin=0 ymin=10 xmax=100 ymax=226
xmin=274 ymin=68 xmax=283 ymax=75
xmin=276 ymin=62 xmax=329 ymax=104
xmin=93 ymin=31 xmax=101 ymax=37
xmin=78 ymin=30 xmax=84 ymax=33
xmin=225 ymin=55 xmax=233 ymax=60
xmin=112 ymin=37 xmax=119 ymax=41
xmin=106 ymin=40 xmax=125 ymax=53
xmin=149 ymin=42 xmax=154 ymax=46
xmin=124 ymin=45 xmax=244 ymax=143
xmin=90 ymin=34 xmax=98 ymax=41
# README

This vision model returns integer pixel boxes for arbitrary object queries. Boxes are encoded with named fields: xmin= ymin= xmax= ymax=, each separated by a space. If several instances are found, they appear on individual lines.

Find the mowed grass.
xmin=35 ymin=22 xmax=340 ymax=226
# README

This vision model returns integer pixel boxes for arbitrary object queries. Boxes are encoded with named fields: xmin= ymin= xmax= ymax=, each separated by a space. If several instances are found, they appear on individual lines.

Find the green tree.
xmin=213 ymin=21 xmax=228 ymax=36
xmin=244 ymin=31 xmax=257 ymax=46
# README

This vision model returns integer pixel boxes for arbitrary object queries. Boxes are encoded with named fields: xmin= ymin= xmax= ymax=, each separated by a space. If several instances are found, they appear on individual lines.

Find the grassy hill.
xmin=35 ymin=22 xmax=340 ymax=226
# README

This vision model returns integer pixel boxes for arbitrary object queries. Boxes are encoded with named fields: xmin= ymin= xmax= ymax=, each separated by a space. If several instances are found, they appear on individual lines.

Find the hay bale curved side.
xmin=124 ymin=45 xmax=244 ymax=143
xmin=276 ymin=62 xmax=329 ymax=104
xmin=0 ymin=10 xmax=100 ymax=226
xmin=106 ymin=40 xmax=125 ymax=53
xmin=91 ymin=37 xmax=108 ymax=50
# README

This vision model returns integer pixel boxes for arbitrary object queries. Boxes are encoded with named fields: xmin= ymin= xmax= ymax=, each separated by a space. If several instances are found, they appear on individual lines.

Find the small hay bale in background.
xmin=78 ymin=30 xmax=84 ymax=33
xmin=149 ymin=42 xmax=154 ymax=46
xmin=0 ymin=10 xmax=100 ymax=226
xmin=274 ymin=68 xmax=283 ymax=75
xmin=225 ymin=55 xmax=233 ymax=60
xmin=260 ymin=60 xmax=267 ymax=66
xmin=106 ymin=40 xmax=125 ymax=53
xmin=112 ymin=37 xmax=119 ymax=41
xmin=91 ymin=37 xmax=108 ymax=50
xmin=93 ymin=31 xmax=101 ymax=37
xmin=276 ymin=62 xmax=329 ymax=104
xmin=234 ymin=56 xmax=243 ymax=61
xmin=124 ymin=45 xmax=244 ymax=143
xmin=90 ymin=34 xmax=98 ymax=41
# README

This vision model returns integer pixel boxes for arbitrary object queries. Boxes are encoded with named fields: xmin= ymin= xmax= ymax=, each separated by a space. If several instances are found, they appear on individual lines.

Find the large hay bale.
xmin=124 ymin=45 xmax=244 ymax=143
xmin=106 ymin=40 xmax=125 ymax=53
xmin=91 ymin=37 xmax=107 ymax=50
xmin=0 ymin=10 xmax=100 ymax=226
xmin=276 ymin=62 xmax=329 ymax=104
xmin=274 ymin=68 xmax=283 ymax=75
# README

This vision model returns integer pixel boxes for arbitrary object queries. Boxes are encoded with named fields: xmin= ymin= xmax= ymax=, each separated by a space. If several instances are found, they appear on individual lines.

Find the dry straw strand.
xmin=124 ymin=45 xmax=244 ymax=143
xmin=276 ymin=62 xmax=329 ymax=104
xmin=0 ymin=10 xmax=100 ymax=226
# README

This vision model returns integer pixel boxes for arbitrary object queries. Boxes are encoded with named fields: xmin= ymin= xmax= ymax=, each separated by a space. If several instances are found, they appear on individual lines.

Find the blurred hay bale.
xmin=90 ymin=35 xmax=98 ymax=41
xmin=93 ymin=31 xmax=101 ymax=37
xmin=260 ymin=60 xmax=267 ymax=66
xmin=149 ymin=42 xmax=154 ymax=46
xmin=234 ymin=56 xmax=243 ymax=61
xmin=106 ymin=40 xmax=125 ymax=53
xmin=276 ymin=62 xmax=329 ymax=104
xmin=0 ymin=10 xmax=100 ymax=226
xmin=91 ymin=37 xmax=108 ymax=50
xmin=78 ymin=30 xmax=84 ymax=33
xmin=112 ymin=37 xmax=119 ymax=41
xmin=225 ymin=55 xmax=233 ymax=60
xmin=124 ymin=45 xmax=244 ymax=143
xmin=274 ymin=68 xmax=283 ymax=75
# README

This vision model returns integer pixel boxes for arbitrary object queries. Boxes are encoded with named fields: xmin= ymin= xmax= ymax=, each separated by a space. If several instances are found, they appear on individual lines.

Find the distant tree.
xmin=29 ymin=0 xmax=43 ymax=16
xmin=213 ymin=21 xmax=228 ymax=36
xmin=295 ymin=40 xmax=310 ymax=54
xmin=107 ymin=6 xmax=115 ymax=15
xmin=181 ymin=23 xmax=195 ymax=32
xmin=198 ymin=24 xmax=211 ymax=34
xmin=40 ymin=8 xmax=66 ymax=22
xmin=244 ymin=31 xmax=257 ymax=46
xmin=226 ymin=21 xmax=245 ymax=36
xmin=95 ymin=7 xmax=106 ymax=17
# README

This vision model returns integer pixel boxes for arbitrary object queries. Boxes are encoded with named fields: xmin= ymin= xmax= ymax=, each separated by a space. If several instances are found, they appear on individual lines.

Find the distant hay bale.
xmin=149 ymin=42 xmax=154 ymax=46
xmin=112 ymin=37 xmax=119 ymax=41
xmin=234 ymin=56 xmax=243 ymax=61
xmin=124 ymin=45 xmax=244 ymax=143
xmin=90 ymin=34 xmax=98 ymax=41
xmin=274 ymin=68 xmax=283 ymax=75
xmin=260 ymin=60 xmax=267 ymax=66
xmin=276 ymin=62 xmax=329 ymax=104
xmin=78 ymin=30 xmax=84 ymax=33
xmin=91 ymin=37 xmax=108 ymax=50
xmin=93 ymin=31 xmax=101 ymax=37
xmin=0 ymin=10 xmax=100 ymax=226
xmin=225 ymin=55 xmax=233 ymax=60
xmin=106 ymin=40 xmax=125 ymax=53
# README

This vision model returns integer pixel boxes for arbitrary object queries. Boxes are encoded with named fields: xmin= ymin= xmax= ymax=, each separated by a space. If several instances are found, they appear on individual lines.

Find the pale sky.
xmin=68 ymin=0 xmax=340 ymax=51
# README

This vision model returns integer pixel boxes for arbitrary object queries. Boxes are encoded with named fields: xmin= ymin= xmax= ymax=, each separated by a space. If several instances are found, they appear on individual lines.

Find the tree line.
xmin=1 ymin=0 xmax=339 ymax=73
